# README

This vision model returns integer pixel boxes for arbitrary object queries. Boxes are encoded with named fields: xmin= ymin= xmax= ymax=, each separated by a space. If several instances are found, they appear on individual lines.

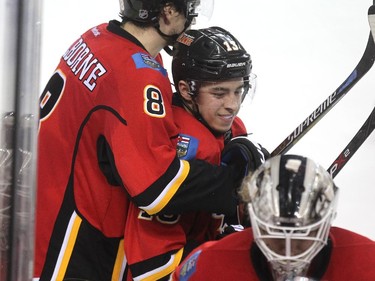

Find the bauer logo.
xmin=227 ymin=62 xmax=246 ymax=68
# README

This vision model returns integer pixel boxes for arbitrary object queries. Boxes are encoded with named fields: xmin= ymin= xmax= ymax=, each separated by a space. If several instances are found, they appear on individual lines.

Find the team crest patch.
xmin=179 ymin=250 xmax=202 ymax=281
xmin=176 ymin=134 xmax=199 ymax=160
xmin=132 ymin=53 xmax=167 ymax=76
xmin=176 ymin=33 xmax=195 ymax=46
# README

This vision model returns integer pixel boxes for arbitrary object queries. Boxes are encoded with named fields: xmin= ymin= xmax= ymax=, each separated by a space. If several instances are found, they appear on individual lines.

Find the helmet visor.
xmin=186 ymin=0 xmax=214 ymax=26
xmin=187 ymin=74 xmax=256 ymax=105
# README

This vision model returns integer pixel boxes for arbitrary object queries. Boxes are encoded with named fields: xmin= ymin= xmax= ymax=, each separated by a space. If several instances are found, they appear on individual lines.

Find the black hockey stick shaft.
xmin=327 ymin=4 xmax=375 ymax=178
xmin=369 ymin=4 xmax=375 ymax=40
xmin=327 ymin=106 xmax=375 ymax=178
xmin=271 ymin=31 xmax=375 ymax=157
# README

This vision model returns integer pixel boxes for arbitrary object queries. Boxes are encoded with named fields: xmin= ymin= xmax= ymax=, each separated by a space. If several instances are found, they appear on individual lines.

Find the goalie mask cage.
xmin=0 ymin=0 xmax=42 ymax=280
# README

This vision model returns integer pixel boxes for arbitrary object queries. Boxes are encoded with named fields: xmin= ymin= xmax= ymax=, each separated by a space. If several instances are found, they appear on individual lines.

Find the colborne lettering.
xmin=62 ymin=38 xmax=107 ymax=92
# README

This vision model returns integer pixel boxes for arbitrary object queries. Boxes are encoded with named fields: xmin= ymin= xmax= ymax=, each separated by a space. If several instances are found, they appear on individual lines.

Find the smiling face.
xmin=179 ymin=78 xmax=244 ymax=134
xmin=194 ymin=78 xmax=245 ymax=133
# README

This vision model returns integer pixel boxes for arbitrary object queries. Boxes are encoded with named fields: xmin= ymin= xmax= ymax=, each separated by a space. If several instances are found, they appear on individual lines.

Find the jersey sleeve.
xmin=94 ymin=54 xmax=239 ymax=217
xmin=231 ymin=117 xmax=248 ymax=137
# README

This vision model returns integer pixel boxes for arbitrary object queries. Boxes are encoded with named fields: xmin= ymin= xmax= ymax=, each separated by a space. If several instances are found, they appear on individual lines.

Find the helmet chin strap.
xmin=156 ymin=27 xmax=180 ymax=44
xmin=163 ymin=46 xmax=173 ymax=56
xmin=156 ymin=19 xmax=193 ymax=56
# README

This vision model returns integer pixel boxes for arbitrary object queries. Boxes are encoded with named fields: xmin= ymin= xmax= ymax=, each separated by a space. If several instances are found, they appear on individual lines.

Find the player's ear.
xmin=161 ymin=3 xmax=179 ymax=23
xmin=178 ymin=80 xmax=194 ymax=102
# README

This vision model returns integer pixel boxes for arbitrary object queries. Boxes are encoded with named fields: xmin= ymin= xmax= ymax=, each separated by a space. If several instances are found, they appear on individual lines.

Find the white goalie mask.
xmin=246 ymin=155 xmax=338 ymax=280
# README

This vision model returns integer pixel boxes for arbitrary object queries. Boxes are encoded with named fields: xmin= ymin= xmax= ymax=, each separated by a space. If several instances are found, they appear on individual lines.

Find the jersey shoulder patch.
xmin=178 ymin=250 xmax=202 ymax=281
xmin=132 ymin=52 xmax=167 ymax=76
xmin=176 ymin=134 xmax=199 ymax=160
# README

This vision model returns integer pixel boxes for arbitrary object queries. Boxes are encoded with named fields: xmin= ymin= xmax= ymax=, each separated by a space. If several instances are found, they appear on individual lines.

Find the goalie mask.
xmin=245 ymin=155 xmax=338 ymax=280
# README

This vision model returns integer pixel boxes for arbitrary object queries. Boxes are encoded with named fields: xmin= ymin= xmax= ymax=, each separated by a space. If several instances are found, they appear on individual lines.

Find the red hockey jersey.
xmin=170 ymin=227 xmax=375 ymax=280
xmin=123 ymin=103 xmax=247 ymax=279
xmin=35 ymin=20 xmax=241 ymax=281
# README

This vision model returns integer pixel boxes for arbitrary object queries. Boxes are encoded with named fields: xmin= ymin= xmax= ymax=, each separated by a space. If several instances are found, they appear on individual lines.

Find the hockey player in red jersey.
xmin=171 ymin=154 xmax=375 ymax=281
xmin=171 ymin=26 xmax=266 ymax=242
xmin=33 ymin=0 xmax=266 ymax=280
xmin=123 ymin=26 xmax=268 ymax=280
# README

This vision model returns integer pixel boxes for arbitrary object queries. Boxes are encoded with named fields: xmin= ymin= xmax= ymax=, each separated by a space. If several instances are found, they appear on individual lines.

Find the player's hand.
xmin=221 ymin=136 xmax=268 ymax=182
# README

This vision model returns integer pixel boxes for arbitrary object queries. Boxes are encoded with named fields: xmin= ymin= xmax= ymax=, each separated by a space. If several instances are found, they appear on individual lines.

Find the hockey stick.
xmin=327 ymin=106 xmax=375 ymax=178
xmin=369 ymin=4 xmax=375 ymax=40
xmin=271 ymin=17 xmax=375 ymax=157
xmin=327 ymin=5 xmax=375 ymax=178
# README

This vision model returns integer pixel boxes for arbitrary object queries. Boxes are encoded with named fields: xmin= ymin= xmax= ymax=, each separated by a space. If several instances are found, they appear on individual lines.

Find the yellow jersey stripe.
xmin=112 ymin=239 xmax=126 ymax=280
xmin=53 ymin=212 xmax=82 ymax=280
xmin=134 ymin=248 xmax=184 ymax=281
xmin=142 ymin=160 xmax=190 ymax=215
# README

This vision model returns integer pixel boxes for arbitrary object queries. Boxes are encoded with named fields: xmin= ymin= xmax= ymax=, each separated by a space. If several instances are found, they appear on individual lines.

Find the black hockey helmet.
xmin=119 ymin=0 xmax=204 ymax=25
xmin=172 ymin=26 xmax=252 ymax=93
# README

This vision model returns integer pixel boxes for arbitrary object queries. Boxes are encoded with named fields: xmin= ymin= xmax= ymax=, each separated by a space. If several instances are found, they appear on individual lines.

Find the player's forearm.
xmin=131 ymin=157 xmax=239 ymax=216
xmin=156 ymin=159 xmax=239 ymax=216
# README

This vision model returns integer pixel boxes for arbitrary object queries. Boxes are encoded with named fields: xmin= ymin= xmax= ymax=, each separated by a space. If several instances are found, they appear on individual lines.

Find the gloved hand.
xmin=221 ymin=136 xmax=269 ymax=182
xmin=216 ymin=224 xmax=245 ymax=240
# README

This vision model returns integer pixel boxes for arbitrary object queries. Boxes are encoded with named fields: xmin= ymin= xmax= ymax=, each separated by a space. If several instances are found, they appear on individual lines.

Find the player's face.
xmin=196 ymin=78 xmax=244 ymax=134
xmin=170 ymin=12 xmax=189 ymax=37
xmin=159 ymin=5 xmax=190 ymax=39
xmin=260 ymin=229 xmax=319 ymax=257
xmin=263 ymin=237 xmax=315 ymax=256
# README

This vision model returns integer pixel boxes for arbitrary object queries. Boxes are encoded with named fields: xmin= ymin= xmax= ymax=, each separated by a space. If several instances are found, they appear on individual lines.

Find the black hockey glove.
xmin=221 ymin=136 xmax=269 ymax=183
